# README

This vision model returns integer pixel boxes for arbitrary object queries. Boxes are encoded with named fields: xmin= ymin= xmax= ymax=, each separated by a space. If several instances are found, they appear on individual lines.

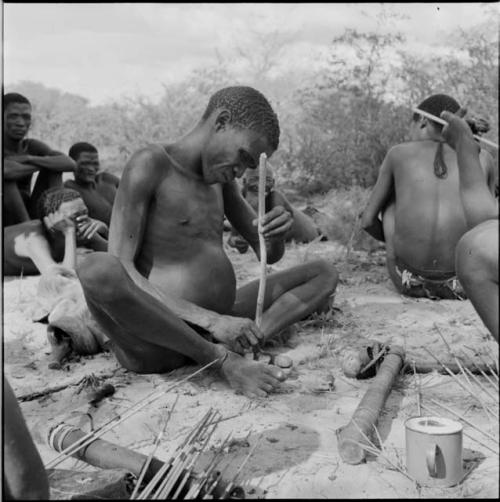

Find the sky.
xmin=3 ymin=2 xmax=498 ymax=105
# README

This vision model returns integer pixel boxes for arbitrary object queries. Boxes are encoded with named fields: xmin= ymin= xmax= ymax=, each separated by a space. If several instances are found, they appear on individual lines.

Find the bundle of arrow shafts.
xmin=48 ymin=406 xmax=251 ymax=499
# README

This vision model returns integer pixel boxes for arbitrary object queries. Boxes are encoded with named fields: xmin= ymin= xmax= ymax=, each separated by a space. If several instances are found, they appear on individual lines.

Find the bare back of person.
xmin=390 ymin=140 xmax=470 ymax=276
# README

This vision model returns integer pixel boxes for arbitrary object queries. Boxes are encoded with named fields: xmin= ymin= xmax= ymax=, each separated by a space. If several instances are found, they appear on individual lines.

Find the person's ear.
xmin=419 ymin=117 xmax=427 ymax=129
xmin=214 ymin=109 xmax=231 ymax=132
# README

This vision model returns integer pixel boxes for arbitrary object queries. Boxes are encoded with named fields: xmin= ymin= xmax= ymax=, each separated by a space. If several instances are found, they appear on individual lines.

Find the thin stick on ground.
xmin=412 ymin=360 xmax=421 ymax=416
xmin=45 ymin=358 xmax=221 ymax=469
xmin=433 ymin=323 xmax=454 ymax=357
xmin=421 ymin=346 xmax=495 ymax=415
xmin=130 ymin=393 xmax=179 ymax=499
xmin=221 ymin=437 xmax=262 ymax=498
xmin=255 ymin=153 xmax=268 ymax=330
xmin=421 ymin=403 xmax=498 ymax=455
xmin=348 ymin=420 xmax=415 ymax=483
xmin=452 ymin=355 xmax=496 ymax=422
xmin=460 ymin=348 xmax=499 ymax=390
xmin=427 ymin=398 xmax=498 ymax=448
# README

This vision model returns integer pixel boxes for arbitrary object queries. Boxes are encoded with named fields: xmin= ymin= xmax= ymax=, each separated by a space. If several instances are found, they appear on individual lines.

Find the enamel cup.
xmin=405 ymin=416 xmax=463 ymax=487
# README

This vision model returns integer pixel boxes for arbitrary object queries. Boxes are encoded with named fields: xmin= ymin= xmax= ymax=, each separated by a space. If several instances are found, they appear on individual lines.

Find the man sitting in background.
xmin=361 ymin=94 xmax=496 ymax=299
xmin=228 ymin=167 xmax=322 ymax=253
xmin=3 ymin=92 xmax=76 ymax=226
xmin=64 ymin=142 xmax=120 ymax=226
xmin=441 ymin=109 xmax=498 ymax=341
xmin=4 ymin=187 xmax=107 ymax=277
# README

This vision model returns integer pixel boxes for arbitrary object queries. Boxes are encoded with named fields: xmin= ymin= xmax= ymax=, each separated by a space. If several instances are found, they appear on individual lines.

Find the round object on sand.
xmin=342 ymin=350 xmax=363 ymax=378
xmin=274 ymin=355 xmax=293 ymax=368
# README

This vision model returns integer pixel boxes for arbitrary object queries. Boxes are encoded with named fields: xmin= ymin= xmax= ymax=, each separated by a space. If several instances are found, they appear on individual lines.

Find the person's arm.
xmin=108 ymin=147 xmax=224 ymax=331
xmin=360 ymin=149 xmax=396 ymax=241
xmin=3 ymin=157 xmax=40 ymax=180
xmin=480 ymin=149 xmax=498 ymax=197
xmin=223 ymin=180 xmax=292 ymax=264
xmin=42 ymin=211 xmax=78 ymax=271
xmin=441 ymin=110 xmax=498 ymax=228
xmin=23 ymin=139 xmax=76 ymax=172
xmin=3 ymin=378 xmax=50 ymax=500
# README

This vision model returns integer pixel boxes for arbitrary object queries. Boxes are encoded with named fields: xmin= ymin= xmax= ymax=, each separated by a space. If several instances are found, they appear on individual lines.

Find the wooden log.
xmin=336 ymin=345 xmax=405 ymax=464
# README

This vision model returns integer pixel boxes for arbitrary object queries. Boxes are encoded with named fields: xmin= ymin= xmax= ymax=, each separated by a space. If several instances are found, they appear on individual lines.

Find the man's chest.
xmin=154 ymin=177 xmax=224 ymax=232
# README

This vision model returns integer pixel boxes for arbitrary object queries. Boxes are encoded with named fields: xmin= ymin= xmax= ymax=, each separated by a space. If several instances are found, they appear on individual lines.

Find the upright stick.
xmin=255 ymin=153 xmax=268 ymax=329
xmin=412 ymin=107 xmax=498 ymax=149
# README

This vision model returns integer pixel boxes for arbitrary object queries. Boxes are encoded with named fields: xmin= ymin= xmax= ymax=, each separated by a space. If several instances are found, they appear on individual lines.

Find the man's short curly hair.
xmin=37 ymin=187 xmax=82 ymax=219
xmin=201 ymin=86 xmax=280 ymax=151
xmin=3 ymin=92 xmax=31 ymax=109
xmin=413 ymin=94 xmax=460 ymax=131
xmin=68 ymin=142 xmax=98 ymax=161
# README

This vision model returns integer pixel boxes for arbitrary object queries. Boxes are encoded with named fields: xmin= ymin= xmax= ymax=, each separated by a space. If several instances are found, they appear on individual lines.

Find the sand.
xmin=3 ymin=239 xmax=498 ymax=499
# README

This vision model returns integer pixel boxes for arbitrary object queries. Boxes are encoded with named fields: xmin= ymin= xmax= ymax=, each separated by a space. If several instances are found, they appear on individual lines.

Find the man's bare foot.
xmin=219 ymin=350 xmax=287 ymax=398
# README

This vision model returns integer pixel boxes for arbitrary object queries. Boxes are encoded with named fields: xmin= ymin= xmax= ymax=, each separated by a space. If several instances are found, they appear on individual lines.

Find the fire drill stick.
xmin=337 ymin=345 xmax=405 ymax=464
xmin=255 ymin=153 xmax=268 ymax=329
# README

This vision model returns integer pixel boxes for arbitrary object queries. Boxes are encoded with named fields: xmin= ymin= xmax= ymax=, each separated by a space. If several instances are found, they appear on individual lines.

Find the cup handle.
xmin=426 ymin=444 xmax=438 ymax=478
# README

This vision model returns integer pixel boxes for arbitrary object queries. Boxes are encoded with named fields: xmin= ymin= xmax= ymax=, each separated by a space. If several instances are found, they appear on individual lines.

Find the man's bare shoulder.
xmin=122 ymin=144 xmax=172 ymax=183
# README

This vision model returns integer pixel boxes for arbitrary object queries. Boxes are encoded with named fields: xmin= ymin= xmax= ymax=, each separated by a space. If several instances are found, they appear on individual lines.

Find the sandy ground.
xmin=3 ymin=238 xmax=499 ymax=499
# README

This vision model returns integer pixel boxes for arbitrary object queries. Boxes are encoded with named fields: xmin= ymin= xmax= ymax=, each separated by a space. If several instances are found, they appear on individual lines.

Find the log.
xmin=336 ymin=345 xmax=405 ymax=465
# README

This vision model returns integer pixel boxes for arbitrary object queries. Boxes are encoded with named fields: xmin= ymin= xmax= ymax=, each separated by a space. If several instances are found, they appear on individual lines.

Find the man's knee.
xmin=311 ymin=259 xmax=339 ymax=293
xmin=456 ymin=224 xmax=498 ymax=284
xmin=77 ymin=253 xmax=124 ymax=301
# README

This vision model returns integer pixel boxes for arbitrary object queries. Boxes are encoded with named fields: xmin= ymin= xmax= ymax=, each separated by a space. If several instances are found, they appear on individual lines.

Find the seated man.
xmin=4 ymin=187 xmax=108 ymax=277
xmin=3 ymin=377 xmax=50 ymax=500
xmin=228 ymin=167 xmax=322 ymax=253
xmin=3 ymin=92 xmax=76 ymax=226
xmin=77 ymin=86 xmax=339 ymax=398
xmin=65 ymin=142 xmax=120 ymax=225
xmin=441 ymin=109 xmax=498 ymax=341
xmin=361 ymin=94 xmax=496 ymax=299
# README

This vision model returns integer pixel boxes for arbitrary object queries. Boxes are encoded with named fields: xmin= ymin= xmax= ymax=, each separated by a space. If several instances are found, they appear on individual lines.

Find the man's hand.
xmin=253 ymin=205 xmax=292 ymax=240
xmin=440 ymin=108 xmax=478 ymax=151
xmin=43 ymin=210 xmax=76 ymax=235
xmin=76 ymin=217 xmax=108 ymax=240
xmin=209 ymin=315 xmax=264 ymax=354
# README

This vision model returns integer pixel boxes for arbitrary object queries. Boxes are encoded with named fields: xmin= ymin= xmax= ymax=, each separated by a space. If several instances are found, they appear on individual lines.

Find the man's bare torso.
xmin=133 ymin=146 xmax=237 ymax=314
xmin=391 ymin=140 xmax=489 ymax=275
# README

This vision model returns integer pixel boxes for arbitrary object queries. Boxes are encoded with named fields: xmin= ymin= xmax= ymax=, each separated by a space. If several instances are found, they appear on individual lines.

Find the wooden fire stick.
xmin=412 ymin=107 xmax=498 ymax=149
xmin=337 ymin=345 xmax=405 ymax=465
xmin=255 ymin=153 xmax=268 ymax=329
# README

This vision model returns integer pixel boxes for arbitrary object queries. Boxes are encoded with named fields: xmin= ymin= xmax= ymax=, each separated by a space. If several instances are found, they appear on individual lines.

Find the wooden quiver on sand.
xmin=337 ymin=345 xmax=405 ymax=465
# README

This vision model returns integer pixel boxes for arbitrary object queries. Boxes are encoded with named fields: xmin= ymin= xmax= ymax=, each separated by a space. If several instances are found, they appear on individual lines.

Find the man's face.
xmin=59 ymin=198 xmax=89 ymax=224
xmin=4 ymin=103 xmax=32 ymax=141
xmin=75 ymin=152 xmax=99 ymax=183
xmin=244 ymin=170 xmax=275 ymax=196
xmin=201 ymin=125 xmax=273 ymax=185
